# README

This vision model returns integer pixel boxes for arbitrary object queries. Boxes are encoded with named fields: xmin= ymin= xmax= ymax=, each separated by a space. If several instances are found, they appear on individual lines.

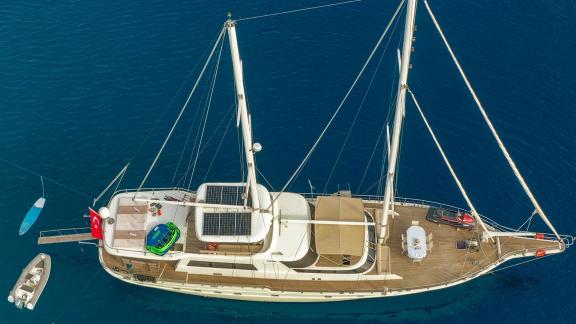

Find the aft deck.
xmin=99 ymin=200 xmax=561 ymax=294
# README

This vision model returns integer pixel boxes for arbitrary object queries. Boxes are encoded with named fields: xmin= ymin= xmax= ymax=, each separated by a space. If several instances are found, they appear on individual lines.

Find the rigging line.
xmin=128 ymin=28 xmax=225 ymax=165
xmin=170 ymin=110 xmax=198 ymax=184
xmin=170 ymin=77 xmax=218 ymax=185
xmin=268 ymin=0 xmax=406 ymax=208
xmin=459 ymin=224 xmax=479 ymax=275
xmin=0 ymin=157 xmax=92 ymax=199
xmin=197 ymin=104 xmax=235 ymax=156
xmin=183 ymin=47 xmax=224 ymax=188
xmin=407 ymin=88 xmax=493 ymax=239
xmin=188 ymin=37 xmax=225 ymax=190
xmin=175 ymin=104 xmax=235 ymax=187
xmin=175 ymin=41 xmax=224 ymax=189
xmin=377 ymin=40 xmax=402 ymax=196
xmin=357 ymin=125 xmax=386 ymax=192
xmin=513 ymin=212 xmax=536 ymax=233
xmin=423 ymin=0 xmax=561 ymax=241
xmin=357 ymin=20 xmax=403 ymax=194
xmin=360 ymin=173 xmax=387 ymax=195
xmin=488 ymin=253 xmax=554 ymax=274
xmin=40 ymin=176 xmax=45 ymax=197
xmin=110 ymin=165 xmax=128 ymax=204
xmin=236 ymin=0 xmax=362 ymax=22
xmin=93 ymin=163 xmax=130 ymax=206
xmin=178 ymin=79 xmax=215 ymax=189
xmin=323 ymin=18 xmax=397 ymax=193
xmin=256 ymin=167 xmax=276 ymax=192
xmin=202 ymin=106 xmax=236 ymax=183
xmin=378 ymin=121 xmax=391 ymax=195
xmin=136 ymin=27 xmax=225 ymax=194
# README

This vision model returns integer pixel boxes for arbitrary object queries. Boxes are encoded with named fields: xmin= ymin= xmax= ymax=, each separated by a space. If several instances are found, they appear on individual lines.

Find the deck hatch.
xmin=203 ymin=212 xmax=251 ymax=236
xmin=205 ymin=185 xmax=252 ymax=206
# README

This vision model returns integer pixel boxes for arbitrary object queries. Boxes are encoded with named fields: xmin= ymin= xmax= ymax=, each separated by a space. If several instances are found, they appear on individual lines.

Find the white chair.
xmin=427 ymin=240 xmax=434 ymax=253
xmin=426 ymin=233 xmax=434 ymax=253
xmin=401 ymin=234 xmax=407 ymax=254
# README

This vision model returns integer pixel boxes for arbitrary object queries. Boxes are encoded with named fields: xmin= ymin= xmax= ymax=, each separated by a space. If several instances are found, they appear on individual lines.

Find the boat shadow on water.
xmin=115 ymin=277 xmax=497 ymax=322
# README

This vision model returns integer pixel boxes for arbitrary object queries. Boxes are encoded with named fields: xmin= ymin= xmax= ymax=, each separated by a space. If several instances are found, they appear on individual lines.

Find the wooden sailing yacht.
xmin=96 ymin=0 xmax=572 ymax=302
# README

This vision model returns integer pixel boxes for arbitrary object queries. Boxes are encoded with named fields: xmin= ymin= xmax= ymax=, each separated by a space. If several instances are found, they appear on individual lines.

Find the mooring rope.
xmin=0 ymin=157 xmax=92 ymax=199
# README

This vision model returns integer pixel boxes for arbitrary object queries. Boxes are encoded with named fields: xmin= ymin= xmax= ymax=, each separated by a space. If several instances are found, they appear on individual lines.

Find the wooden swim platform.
xmin=37 ymin=227 xmax=95 ymax=245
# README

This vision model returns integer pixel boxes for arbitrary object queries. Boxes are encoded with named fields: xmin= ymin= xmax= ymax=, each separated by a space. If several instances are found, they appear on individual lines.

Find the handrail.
xmin=39 ymin=227 xmax=91 ymax=237
xmin=113 ymin=187 xmax=193 ymax=196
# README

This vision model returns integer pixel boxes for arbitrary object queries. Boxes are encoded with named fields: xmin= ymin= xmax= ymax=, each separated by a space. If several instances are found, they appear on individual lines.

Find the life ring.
xmin=535 ymin=249 xmax=546 ymax=258
xmin=207 ymin=243 xmax=219 ymax=251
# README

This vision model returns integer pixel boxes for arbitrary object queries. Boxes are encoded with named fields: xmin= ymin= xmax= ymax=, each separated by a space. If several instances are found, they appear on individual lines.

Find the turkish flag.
xmin=89 ymin=208 xmax=103 ymax=239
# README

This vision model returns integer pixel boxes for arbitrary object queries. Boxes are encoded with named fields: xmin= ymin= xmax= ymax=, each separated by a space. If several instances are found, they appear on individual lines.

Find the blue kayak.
xmin=19 ymin=198 xmax=46 ymax=235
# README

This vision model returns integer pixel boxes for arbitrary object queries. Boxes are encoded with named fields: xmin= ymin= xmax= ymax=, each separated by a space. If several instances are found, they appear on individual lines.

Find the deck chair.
xmin=427 ymin=240 xmax=434 ymax=253
xmin=426 ymin=233 xmax=434 ymax=254
xmin=401 ymin=234 xmax=407 ymax=254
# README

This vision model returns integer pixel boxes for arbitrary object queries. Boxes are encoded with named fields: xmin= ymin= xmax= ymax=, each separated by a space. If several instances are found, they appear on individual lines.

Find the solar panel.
xmin=202 ymin=212 xmax=252 ymax=236
xmin=205 ymin=185 xmax=252 ymax=206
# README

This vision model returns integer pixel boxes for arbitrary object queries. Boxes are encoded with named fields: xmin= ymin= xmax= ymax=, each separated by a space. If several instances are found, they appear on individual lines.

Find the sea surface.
xmin=0 ymin=1 xmax=574 ymax=323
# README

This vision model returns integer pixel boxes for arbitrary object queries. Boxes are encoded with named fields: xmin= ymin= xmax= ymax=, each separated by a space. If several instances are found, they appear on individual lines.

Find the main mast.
xmin=226 ymin=17 xmax=261 ymax=210
xmin=379 ymin=0 xmax=418 ymax=244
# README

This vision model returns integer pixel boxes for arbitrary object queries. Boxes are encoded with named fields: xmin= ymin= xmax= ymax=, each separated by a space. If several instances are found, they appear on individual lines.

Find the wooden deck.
xmin=100 ymin=203 xmax=561 ymax=293
xmin=38 ymin=233 xmax=95 ymax=245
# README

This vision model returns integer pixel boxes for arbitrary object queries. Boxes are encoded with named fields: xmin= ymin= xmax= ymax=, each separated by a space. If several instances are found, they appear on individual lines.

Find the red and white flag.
xmin=89 ymin=207 xmax=103 ymax=239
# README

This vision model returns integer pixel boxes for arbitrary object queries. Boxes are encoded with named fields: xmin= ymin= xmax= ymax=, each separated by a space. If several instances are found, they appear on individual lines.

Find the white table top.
xmin=407 ymin=225 xmax=427 ymax=260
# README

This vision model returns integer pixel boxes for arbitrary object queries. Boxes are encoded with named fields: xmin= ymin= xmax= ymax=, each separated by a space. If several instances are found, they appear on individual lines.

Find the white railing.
xmin=112 ymin=187 xmax=193 ymax=196
xmin=39 ymin=227 xmax=92 ymax=238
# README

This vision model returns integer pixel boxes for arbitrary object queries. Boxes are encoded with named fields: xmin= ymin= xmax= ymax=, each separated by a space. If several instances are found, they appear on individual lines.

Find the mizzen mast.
xmin=226 ymin=15 xmax=261 ymax=210
xmin=379 ymin=0 xmax=418 ymax=244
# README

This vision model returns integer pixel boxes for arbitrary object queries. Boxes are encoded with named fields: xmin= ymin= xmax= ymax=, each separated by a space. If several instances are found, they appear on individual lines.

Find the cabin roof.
xmin=314 ymin=196 xmax=365 ymax=256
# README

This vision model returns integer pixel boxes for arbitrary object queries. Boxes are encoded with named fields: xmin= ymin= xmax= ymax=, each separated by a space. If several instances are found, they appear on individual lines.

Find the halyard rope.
xmin=267 ymin=0 xmax=407 ymax=210
xmin=424 ymin=0 xmax=561 ymax=240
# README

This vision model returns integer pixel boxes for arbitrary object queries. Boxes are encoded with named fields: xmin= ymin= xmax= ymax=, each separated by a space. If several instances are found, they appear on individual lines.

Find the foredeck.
xmin=100 ymin=202 xmax=561 ymax=294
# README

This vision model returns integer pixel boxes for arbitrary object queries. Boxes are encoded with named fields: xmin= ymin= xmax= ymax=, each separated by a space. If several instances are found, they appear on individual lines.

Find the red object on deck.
xmin=89 ymin=207 xmax=103 ymax=239
xmin=535 ymin=249 xmax=546 ymax=258
xmin=534 ymin=233 xmax=545 ymax=239
xmin=461 ymin=213 xmax=475 ymax=224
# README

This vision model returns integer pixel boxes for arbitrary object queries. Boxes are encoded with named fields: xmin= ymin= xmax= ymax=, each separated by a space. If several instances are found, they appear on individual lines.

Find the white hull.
xmin=99 ymin=247 xmax=561 ymax=302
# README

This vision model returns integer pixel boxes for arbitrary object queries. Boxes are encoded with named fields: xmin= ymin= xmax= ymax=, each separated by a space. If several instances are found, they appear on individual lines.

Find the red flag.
xmin=89 ymin=208 xmax=103 ymax=239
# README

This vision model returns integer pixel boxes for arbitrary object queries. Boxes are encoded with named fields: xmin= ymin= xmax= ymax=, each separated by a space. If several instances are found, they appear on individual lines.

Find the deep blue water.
xmin=1 ymin=1 xmax=574 ymax=323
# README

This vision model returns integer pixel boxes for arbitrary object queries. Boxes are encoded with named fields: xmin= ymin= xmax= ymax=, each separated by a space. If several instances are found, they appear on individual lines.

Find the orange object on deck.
xmin=535 ymin=249 xmax=546 ymax=258
xmin=534 ymin=233 xmax=545 ymax=239
xmin=207 ymin=243 xmax=219 ymax=251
